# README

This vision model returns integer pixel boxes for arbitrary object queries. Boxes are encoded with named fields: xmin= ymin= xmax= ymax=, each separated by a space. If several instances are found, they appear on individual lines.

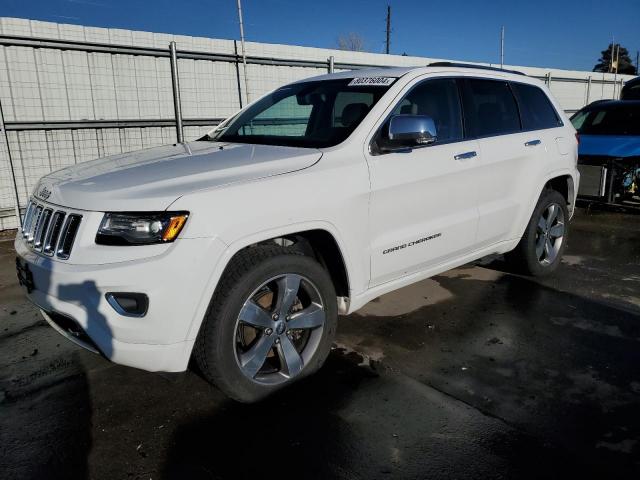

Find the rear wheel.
xmin=195 ymin=246 xmax=337 ymax=402
xmin=505 ymin=189 xmax=569 ymax=276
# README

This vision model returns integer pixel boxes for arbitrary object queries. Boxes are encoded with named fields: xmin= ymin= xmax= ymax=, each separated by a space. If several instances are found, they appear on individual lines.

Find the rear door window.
xmin=460 ymin=79 xmax=521 ymax=138
xmin=511 ymin=82 xmax=562 ymax=130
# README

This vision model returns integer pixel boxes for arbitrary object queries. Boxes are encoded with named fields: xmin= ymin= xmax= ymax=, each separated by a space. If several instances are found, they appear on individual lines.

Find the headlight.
xmin=96 ymin=212 xmax=189 ymax=245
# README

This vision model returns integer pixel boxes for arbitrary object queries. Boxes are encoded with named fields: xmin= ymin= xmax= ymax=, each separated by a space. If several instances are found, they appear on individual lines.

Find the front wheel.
xmin=505 ymin=189 xmax=569 ymax=277
xmin=194 ymin=246 xmax=337 ymax=403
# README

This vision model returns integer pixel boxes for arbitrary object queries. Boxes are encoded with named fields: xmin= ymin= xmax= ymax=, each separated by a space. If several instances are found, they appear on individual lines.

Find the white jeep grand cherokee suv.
xmin=15 ymin=63 xmax=579 ymax=402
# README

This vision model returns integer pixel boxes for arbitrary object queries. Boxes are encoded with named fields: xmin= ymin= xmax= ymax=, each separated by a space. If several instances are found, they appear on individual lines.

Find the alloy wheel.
xmin=233 ymin=273 xmax=326 ymax=385
xmin=535 ymin=203 xmax=565 ymax=265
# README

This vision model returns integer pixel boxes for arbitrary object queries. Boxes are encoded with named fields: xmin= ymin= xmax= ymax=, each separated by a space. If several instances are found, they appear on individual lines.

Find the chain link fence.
xmin=0 ymin=17 xmax=633 ymax=230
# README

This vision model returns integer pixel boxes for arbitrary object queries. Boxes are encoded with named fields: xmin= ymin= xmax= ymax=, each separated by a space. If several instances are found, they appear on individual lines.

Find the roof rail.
xmin=427 ymin=62 xmax=525 ymax=76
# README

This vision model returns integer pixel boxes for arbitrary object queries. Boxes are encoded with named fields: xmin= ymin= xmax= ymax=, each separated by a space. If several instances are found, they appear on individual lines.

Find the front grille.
xmin=21 ymin=199 xmax=82 ymax=260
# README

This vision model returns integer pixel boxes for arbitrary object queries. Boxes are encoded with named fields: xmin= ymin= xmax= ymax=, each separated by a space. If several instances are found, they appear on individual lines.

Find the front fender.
xmin=183 ymin=220 xmax=354 ymax=342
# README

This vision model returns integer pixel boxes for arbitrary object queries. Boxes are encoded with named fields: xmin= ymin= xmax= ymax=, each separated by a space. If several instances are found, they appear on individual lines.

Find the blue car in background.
xmin=571 ymin=100 xmax=640 ymax=205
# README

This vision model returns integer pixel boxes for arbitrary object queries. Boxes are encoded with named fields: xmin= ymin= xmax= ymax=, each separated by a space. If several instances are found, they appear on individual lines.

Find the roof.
xmin=623 ymin=76 xmax=640 ymax=87
xmin=583 ymin=99 xmax=640 ymax=109
xmin=298 ymin=63 xmax=533 ymax=84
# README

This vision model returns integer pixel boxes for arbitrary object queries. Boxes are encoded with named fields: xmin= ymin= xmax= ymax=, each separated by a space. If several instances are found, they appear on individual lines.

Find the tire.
xmin=505 ymin=188 xmax=569 ymax=277
xmin=194 ymin=245 xmax=337 ymax=403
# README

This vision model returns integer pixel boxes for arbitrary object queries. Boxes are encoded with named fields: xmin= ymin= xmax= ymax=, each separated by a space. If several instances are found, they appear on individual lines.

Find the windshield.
xmin=571 ymin=104 xmax=640 ymax=136
xmin=211 ymin=78 xmax=394 ymax=148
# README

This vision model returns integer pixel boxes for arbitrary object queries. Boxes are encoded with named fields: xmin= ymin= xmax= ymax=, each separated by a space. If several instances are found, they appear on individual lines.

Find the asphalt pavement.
xmin=1 ymin=207 xmax=638 ymax=479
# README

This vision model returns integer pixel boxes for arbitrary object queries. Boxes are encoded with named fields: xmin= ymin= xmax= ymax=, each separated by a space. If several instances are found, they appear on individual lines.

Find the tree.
xmin=336 ymin=33 xmax=366 ymax=52
xmin=593 ymin=43 xmax=636 ymax=74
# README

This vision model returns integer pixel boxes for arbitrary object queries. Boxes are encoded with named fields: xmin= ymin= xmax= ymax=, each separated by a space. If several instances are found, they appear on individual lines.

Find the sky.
xmin=2 ymin=0 xmax=639 ymax=72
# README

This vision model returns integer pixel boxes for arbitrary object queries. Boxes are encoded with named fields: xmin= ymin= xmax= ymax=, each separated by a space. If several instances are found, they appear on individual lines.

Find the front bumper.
xmin=15 ymin=233 xmax=226 ymax=372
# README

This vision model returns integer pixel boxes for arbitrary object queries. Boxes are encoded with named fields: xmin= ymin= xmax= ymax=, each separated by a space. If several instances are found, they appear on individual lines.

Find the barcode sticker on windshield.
xmin=348 ymin=77 xmax=396 ymax=87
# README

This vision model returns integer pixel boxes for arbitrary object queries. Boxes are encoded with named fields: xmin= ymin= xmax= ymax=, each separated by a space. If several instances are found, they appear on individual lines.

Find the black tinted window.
xmin=571 ymin=104 xmax=640 ymax=136
xmin=387 ymin=78 xmax=463 ymax=143
xmin=511 ymin=83 xmax=561 ymax=130
xmin=621 ymin=82 xmax=640 ymax=100
xmin=461 ymin=79 xmax=521 ymax=137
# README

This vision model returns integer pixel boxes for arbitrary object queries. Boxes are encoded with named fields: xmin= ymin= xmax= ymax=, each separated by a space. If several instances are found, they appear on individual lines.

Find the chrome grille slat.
xmin=22 ymin=201 xmax=35 ymax=236
xmin=56 ymin=214 xmax=82 ymax=260
xmin=44 ymin=211 xmax=66 ymax=256
xmin=34 ymin=208 xmax=53 ymax=251
xmin=23 ymin=198 xmax=82 ymax=260
xmin=27 ymin=206 xmax=43 ymax=243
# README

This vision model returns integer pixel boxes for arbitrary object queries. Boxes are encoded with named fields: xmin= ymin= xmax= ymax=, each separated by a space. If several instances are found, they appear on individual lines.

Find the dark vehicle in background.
xmin=621 ymin=77 xmax=640 ymax=100
xmin=571 ymin=100 xmax=640 ymax=205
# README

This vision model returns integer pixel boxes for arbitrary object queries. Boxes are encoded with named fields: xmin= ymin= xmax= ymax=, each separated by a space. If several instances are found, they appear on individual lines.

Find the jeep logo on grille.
xmin=37 ymin=185 xmax=51 ymax=201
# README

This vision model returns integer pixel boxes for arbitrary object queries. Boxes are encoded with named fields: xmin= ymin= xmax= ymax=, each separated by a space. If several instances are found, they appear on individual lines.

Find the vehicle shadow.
xmin=57 ymin=279 xmax=114 ymax=359
xmin=3 ymin=250 xmax=113 ymax=479
xmin=162 ymin=351 xmax=378 ymax=480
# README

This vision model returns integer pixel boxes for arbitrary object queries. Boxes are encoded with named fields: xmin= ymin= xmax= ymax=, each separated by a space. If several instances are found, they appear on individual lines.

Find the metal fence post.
xmin=585 ymin=76 xmax=592 ymax=105
xmin=0 ymin=99 xmax=22 ymax=228
xmin=169 ymin=41 xmax=184 ymax=144
xmin=328 ymin=56 xmax=334 ymax=74
xmin=619 ymin=79 xmax=624 ymax=99
xmin=233 ymin=40 xmax=244 ymax=108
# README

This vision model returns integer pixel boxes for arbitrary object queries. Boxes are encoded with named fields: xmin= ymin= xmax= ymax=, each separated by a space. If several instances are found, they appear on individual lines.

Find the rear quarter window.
xmin=511 ymin=83 xmax=562 ymax=130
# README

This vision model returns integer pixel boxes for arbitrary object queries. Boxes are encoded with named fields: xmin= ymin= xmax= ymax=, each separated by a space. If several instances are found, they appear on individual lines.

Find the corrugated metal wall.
xmin=0 ymin=17 xmax=634 ymax=230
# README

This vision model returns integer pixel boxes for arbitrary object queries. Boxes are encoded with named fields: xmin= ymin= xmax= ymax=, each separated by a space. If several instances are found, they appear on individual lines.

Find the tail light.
xmin=575 ymin=133 xmax=580 ymax=145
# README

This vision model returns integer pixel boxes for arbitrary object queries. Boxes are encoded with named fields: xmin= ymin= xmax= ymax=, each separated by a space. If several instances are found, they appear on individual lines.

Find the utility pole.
xmin=236 ymin=0 xmax=250 ymax=104
xmin=500 ymin=26 xmax=505 ymax=69
xmin=385 ymin=5 xmax=391 ymax=54
xmin=613 ymin=43 xmax=620 ymax=98
xmin=609 ymin=36 xmax=615 ymax=73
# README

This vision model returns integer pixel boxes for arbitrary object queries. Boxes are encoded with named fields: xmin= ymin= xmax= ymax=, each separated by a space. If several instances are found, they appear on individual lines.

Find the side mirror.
xmin=387 ymin=115 xmax=437 ymax=150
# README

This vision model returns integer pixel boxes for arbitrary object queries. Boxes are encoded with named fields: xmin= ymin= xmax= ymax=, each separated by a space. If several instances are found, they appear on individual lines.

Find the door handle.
xmin=454 ymin=151 xmax=477 ymax=161
xmin=525 ymin=139 xmax=541 ymax=147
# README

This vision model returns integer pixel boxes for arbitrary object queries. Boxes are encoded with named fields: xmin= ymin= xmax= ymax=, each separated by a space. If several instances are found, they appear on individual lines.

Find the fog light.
xmin=106 ymin=292 xmax=149 ymax=317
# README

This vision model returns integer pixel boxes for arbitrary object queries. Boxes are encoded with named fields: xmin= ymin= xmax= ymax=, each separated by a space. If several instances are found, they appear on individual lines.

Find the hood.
xmin=34 ymin=142 xmax=321 ymax=211
xmin=578 ymin=135 xmax=640 ymax=158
